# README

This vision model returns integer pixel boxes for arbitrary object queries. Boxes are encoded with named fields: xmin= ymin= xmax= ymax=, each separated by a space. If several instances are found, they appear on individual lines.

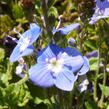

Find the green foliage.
xmin=48 ymin=6 xmax=58 ymax=17
xmin=12 ymin=4 xmax=25 ymax=19
xmin=85 ymin=100 xmax=99 ymax=109
xmin=0 ymin=59 xmax=13 ymax=87
xmin=0 ymin=15 xmax=14 ymax=37
xmin=89 ymin=58 xmax=99 ymax=71
xmin=0 ymin=48 xmax=5 ymax=60
xmin=0 ymin=84 xmax=31 ymax=108
xmin=99 ymin=84 xmax=109 ymax=97
xmin=0 ymin=0 xmax=109 ymax=109
xmin=84 ymin=40 xmax=97 ymax=50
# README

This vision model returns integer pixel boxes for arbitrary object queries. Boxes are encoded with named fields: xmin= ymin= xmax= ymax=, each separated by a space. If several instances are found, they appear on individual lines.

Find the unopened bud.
xmin=68 ymin=37 xmax=76 ymax=47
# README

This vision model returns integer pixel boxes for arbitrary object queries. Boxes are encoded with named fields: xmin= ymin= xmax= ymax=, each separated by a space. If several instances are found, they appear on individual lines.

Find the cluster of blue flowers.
xmin=10 ymin=23 xmax=89 ymax=91
xmin=10 ymin=0 xmax=109 ymax=91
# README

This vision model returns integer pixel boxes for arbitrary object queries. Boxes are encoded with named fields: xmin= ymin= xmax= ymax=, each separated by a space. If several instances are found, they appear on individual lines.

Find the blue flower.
xmin=10 ymin=23 xmax=42 ymax=62
xmin=29 ymin=44 xmax=89 ymax=91
xmin=89 ymin=0 xmax=109 ymax=24
xmin=52 ymin=23 xmax=80 ymax=35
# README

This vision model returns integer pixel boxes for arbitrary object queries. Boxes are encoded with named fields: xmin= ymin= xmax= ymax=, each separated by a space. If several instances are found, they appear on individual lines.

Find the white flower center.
xmin=15 ymin=64 xmax=23 ymax=75
xmin=20 ymin=38 xmax=30 ymax=52
xmin=46 ymin=57 xmax=64 ymax=74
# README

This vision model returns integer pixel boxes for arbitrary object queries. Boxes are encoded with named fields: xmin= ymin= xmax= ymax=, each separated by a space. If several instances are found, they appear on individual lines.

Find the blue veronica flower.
xmin=52 ymin=23 xmax=80 ymax=35
xmin=29 ymin=44 xmax=89 ymax=91
xmin=10 ymin=23 xmax=42 ymax=62
xmin=89 ymin=0 xmax=109 ymax=24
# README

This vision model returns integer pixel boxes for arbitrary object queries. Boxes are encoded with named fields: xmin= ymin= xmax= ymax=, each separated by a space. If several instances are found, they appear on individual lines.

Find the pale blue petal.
xmin=60 ymin=47 xmax=84 ymax=73
xmin=21 ymin=46 xmax=34 ymax=57
xmin=37 ymin=44 xmax=62 ymax=62
xmin=10 ymin=24 xmax=41 ymax=62
xmin=29 ymin=26 xmax=42 ymax=44
xmin=10 ymin=45 xmax=34 ymax=62
xmin=29 ymin=63 xmax=54 ymax=87
xmin=89 ymin=16 xmax=109 ymax=24
xmin=30 ymin=23 xmax=40 ymax=29
xmin=18 ymin=24 xmax=41 ymax=45
xmin=53 ymin=23 xmax=80 ymax=35
xmin=78 ymin=56 xmax=89 ymax=75
xmin=54 ymin=68 xmax=77 ymax=91
xmin=89 ymin=0 xmax=109 ymax=24
xmin=103 ymin=8 xmax=109 ymax=16
xmin=10 ymin=44 xmax=21 ymax=62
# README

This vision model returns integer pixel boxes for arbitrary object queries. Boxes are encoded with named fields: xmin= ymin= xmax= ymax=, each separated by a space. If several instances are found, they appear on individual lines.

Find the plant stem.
xmin=16 ymin=73 xmax=29 ymax=85
xmin=41 ymin=0 xmax=53 ymax=39
xmin=99 ymin=63 xmax=107 ymax=107
xmin=93 ymin=47 xmax=100 ymax=101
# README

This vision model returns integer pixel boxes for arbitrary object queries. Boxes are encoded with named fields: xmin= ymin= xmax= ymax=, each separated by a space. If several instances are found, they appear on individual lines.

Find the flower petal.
xmin=29 ymin=63 xmax=54 ymax=87
xmin=10 ymin=44 xmax=21 ymax=62
xmin=37 ymin=44 xmax=62 ymax=63
xmin=10 ymin=45 xmax=34 ymax=62
xmin=86 ymin=50 xmax=98 ymax=58
xmin=78 ymin=56 xmax=89 ymax=75
xmin=53 ymin=23 xmax=80 ymax=35
xmin=54 ymin=68 xmax=77 ymax=91
xmin=30 ymin=23 xmax=39 ymax=29
xmin=96 ymin=0 xmax=109 ymax=10
xmin=21 ymin=46 xmax=34 ymax=57
xmin=89 ymin=0 xmax=109 ymax=24
xmin=89 ymin=16 xmax=109 ymax=24
xmin=60 ymin=47 xmax=84 ymax=73
xmin=18 ymin=24 xmax=42 ymax=45
xmin=10 ymin=23 xmax=41 ymax=62
xmin=103 ymin=8 xmax=109 ymax=16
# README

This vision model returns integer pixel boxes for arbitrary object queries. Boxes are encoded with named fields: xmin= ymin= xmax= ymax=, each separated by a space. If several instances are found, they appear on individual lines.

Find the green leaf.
xmin=48 ymin=6 xmax=58 ymax=17
xmin=12 ymin=4 xmax=24 ymax=19
xmin=89 ymin=58 xmax=99 ymax=71
xmin=34 ymin=96 xmax=55 ymax=105
xmin=99 ymin=84 xmax=109 ymax=97
xmin=16 ymin=18 xmax=28 ymax=24
xmin=84 ymin=40 xmax=97 ymax=50
xmin=0 ymin=48 xmax=5 ymax=60
xmin=85 ymin=101 xmax=99 ymax=109
xmin=47 ymin=0 xmax=56 ymax=8
xmin=0 ymin=15 xmax=14 ymax=36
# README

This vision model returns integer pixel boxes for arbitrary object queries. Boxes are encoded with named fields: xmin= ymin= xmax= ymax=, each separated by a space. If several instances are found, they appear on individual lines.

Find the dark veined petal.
xmin=29 ymin=63 xmax=54 ymax=87
xmin=37 ymin=44 xmax=62 ymax=63
xmin=60 ymin=47 xmax=84 ymax=73
xmin=78 ymin=56 xmax=89 ymax=76
xmin=54 ymin=67 xmax=77 ymax=91
xmin=96 ymin=0 xmax=109 ymax=10
xmin=53 ymin=23 xmax=80 ymax=35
